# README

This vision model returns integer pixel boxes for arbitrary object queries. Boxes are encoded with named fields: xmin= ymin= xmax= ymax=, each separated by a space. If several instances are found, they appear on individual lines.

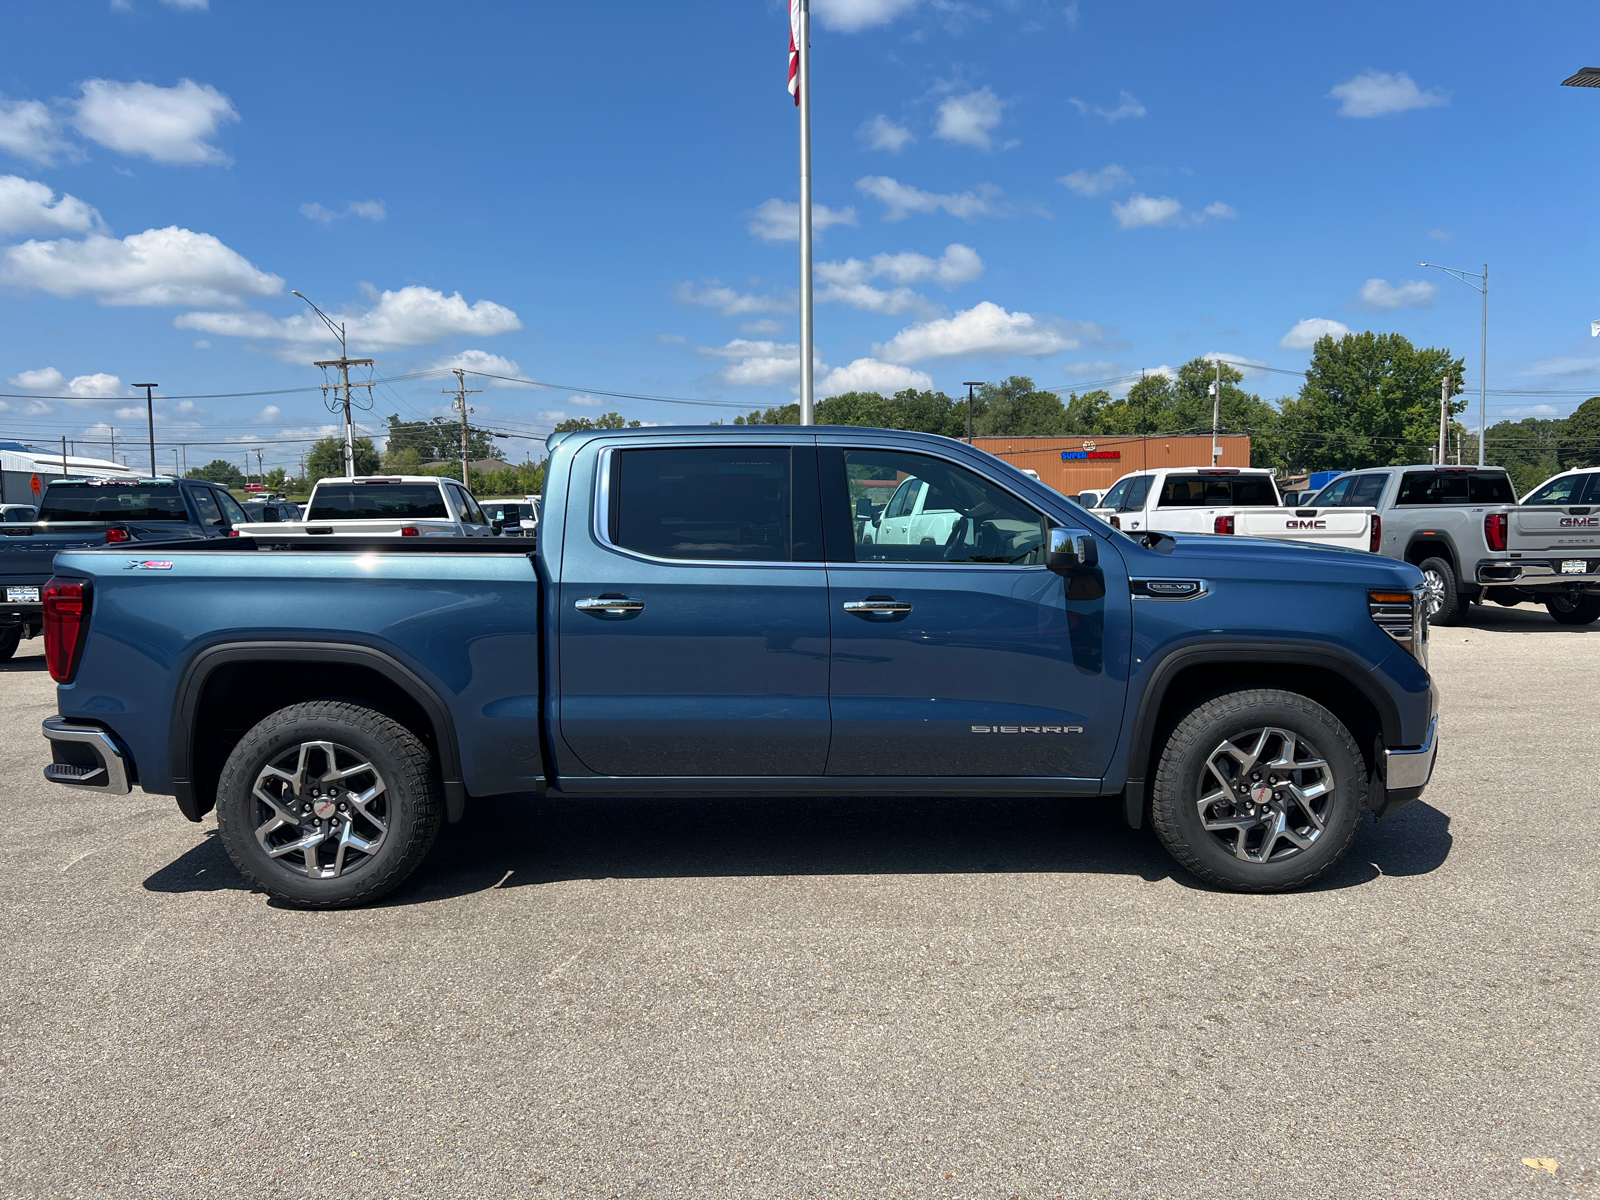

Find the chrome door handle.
xmin=575 ymin=596 xmax=645 ymax=614
xmin=843 ymin=598 xmax=912 ymax=615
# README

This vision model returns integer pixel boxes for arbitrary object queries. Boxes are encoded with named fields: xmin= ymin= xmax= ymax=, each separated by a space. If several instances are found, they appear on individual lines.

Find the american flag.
xmin=787 ymin=0 xmax=801 ymax=106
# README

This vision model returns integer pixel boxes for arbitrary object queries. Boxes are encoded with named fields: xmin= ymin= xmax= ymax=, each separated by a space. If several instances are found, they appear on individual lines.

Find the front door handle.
xmin=576 ymin=596 xmax=645 ymax=615
xmin=843 ymin=597 xmax=912 ymax=615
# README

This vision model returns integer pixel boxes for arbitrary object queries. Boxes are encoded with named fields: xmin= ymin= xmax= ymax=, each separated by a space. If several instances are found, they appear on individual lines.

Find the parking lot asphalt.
xmin=1 ymin=605 xmax=1596 ymax=1200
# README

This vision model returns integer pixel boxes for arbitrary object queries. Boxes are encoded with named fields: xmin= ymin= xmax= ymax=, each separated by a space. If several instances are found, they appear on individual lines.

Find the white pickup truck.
xmin=232 ymin=475 xmax=496 ymax=539
xmin=1088 ymin=467 xmax=1380 ymax=552
xmin=1475 ymin=466 xmax=1600 ymax=624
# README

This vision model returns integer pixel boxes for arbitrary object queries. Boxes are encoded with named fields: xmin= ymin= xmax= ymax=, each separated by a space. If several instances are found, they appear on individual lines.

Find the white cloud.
xmin=7 ymin=367 xmax=65 ymax=391
xmin=0 ymin=176 xmax=104 ymax=236
xmin=856 ymin=175 xmax=1002 ymax=221
xmin=1501 ymin=404 xmax=1560 ymax=419
xmin=814 ymin=243 xmax=983 ymax=314
xmin=567 ymin=394 xmax=605 ymax=407
xmin=72 ymin=78 xmax=238 ymax=165
xmin=5 ymin=367 xmax=129 ymax=402
xmin=747 ymin=198 xmax=858 ymax=243
xmin=935 ymin=87 xmax=1007 ymax=150
xmin=858 ymin=114 xmax=914 ymax=153
xmin=0 ymin=95 xmax=75 ymax=165
xmin=1061 ymin=360 xmax=1124 ymax=378
xmin=161 ymin=0 xmax=210 ymax=9
xmin=254 ymin=405 xmax=281 ymax=422
xmin=1059 ymin=164 xmax=1130 ymax=197
xmin=820 ymin=358 xmax=933 ymax=396
xmin=191 ymin=339 xmax=210 ymax=349
xmin=673 ymin=279 xmax=789 ymax=315
xmin=1523 ymin=356 xmax=1600 ymax=377
xmin=812 ymin=0 xmax=919 ymax=32
xmin=1202 ymin=351 xmax=1269 ymax=379
xmin=176 ymin=285 xmax=520 ymax=353
xmin=0 ymin=226 xmax=283 ymax=306
xmin=874 ymin=300 xmax=1097 ymax=364
xmin=1358 ymin=277 xmax=1436 ymax=310
xmin=1111 ymin=194 xmax=1235 ymax=230
xmin=697 ymin=339 xmax=821 ymax=388
xmin=1328 ymin=71 xmax=1448 ymax=118
xmin=302 ymin=199 xmax=385 ymax=224
xmin=1070 ymin=91 xmax=1146 ymax=123
xmin=740 ymin=318 xmax=782 ymax=335
xmin=428 ymin=349 xmax=532 ymax=386
xmin=1280 ymin=318 xmax=1352 ymax=350
xmin=656 ymin=333 xmax=687 ymax=345
xmin=1428 ymin=228 xmax=1453 ymax=243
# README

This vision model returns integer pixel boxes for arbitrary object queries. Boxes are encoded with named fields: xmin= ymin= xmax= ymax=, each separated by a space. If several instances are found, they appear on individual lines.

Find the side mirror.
xmin=855 ymin=497 xmax=874 ymax=519
xmin=1046 ymin=526 xmax=1099 ymax=577
xmin=491 ymin=518 xmax=505 ymax=533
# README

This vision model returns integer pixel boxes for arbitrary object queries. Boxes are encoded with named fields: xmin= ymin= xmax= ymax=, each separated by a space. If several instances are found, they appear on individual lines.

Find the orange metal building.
xmin=970 ymin=434 xmax=1252 ymax=496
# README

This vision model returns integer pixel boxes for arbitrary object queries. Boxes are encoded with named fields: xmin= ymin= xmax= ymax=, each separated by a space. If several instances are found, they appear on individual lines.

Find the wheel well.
xmin=1405 ymin=538 xmax=1455 ymax=574
xmin=189 ymin=661 xmax=441 ymax=816
xmin=1142 ymin=662 xmax=1384 ymax=784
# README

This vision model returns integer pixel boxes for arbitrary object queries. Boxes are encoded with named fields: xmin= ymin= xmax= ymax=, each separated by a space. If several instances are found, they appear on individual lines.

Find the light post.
xmin=1419 ymin=262 xmax=1487 ymax=466
xmin=132 ymin=382 xmax=158 ymax=477
xmin=962 ymin=382 xmax=985 ymax=441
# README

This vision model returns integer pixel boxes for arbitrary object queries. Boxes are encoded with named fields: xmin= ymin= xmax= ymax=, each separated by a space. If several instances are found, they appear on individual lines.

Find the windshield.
xmin=1158 ymin=474 xmax=1278 ymax=506
xmin=38 ymin=484 xmax=188 ymax=522
xmin=307 ymin=483 xmax=448 ymax=521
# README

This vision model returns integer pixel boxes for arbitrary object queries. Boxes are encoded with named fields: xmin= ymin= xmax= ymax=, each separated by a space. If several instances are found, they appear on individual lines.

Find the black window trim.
xmin=591 ymin=442 xmax=824 ymax=569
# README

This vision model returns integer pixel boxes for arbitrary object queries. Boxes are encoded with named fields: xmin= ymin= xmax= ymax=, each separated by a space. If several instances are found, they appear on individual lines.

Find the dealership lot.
xmin=0 ymin=610 xmax=1595 ymax=1199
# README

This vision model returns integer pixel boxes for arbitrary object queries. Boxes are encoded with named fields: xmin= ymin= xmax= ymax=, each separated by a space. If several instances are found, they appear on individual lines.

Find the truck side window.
xmin=215 ymin=490 xmax=248 ymax=525
xmin=1098 ymin=479 xmax=1130 ymax=511
xmin=611 ymin=446 xmax=794 ymax=562
xmin=452 ymin=486 xmax=488 ymax=526
xmin=1311 ymin=476 xmax=1351 ymax=506
xmin=883 ymin=479 xmax=918 ymax=519
xmin=1120 ymin=476 xmax=1153 ymax=511
xmin=1524 ymin=475 xmax=1584 ymax=506
xmin=1468 ymin=474 xmax=1515 ymax=503
xmin=840 ymin=449 xmax=1045 ymax=566
xmin=191 ymin=488 xmax=222 ymax=526
xmin=1344 ymin=473 xmax=1388 ymax=507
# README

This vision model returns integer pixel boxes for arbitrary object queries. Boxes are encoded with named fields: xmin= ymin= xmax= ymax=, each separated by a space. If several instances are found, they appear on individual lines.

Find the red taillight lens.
xmin=104 ymin=527 xmax=129 ymax=544
xmin=1213 ymin=515 xmax=1235 ymax=535
xmin=1370 ymin=513 xmax=1382 ymax=554
xmin=42 ymin=578 xmax=90 ymax=683
xmin=227 ymin=530 xmax=239 ymax=537
xmin=1109 ymin=515 xmax=1121 ymax=530
xmin=1485 ymin=512 xmax=1507 ymax=551
xmin=400 ymin=526 xmax=419 ymax=537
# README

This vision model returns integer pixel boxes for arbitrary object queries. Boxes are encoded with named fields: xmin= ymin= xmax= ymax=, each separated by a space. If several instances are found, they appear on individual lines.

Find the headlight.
xmin=1369 ymin=588 xmax=1429 ymax=668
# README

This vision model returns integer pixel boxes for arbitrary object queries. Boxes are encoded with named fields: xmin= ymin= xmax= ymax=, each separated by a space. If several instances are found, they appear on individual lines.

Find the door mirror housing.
xmin=1046 ymin=526 xmax=1099 ymax=576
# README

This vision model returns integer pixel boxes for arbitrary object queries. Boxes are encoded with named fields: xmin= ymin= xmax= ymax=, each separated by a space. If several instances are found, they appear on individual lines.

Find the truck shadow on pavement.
xmin=143 ymin=794 xmax=1453 ymax=904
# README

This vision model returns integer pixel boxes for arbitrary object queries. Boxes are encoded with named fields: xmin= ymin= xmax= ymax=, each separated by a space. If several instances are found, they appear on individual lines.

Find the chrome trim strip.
xmin=41 ymin=716 xmax=131 ymax=795
xmin=1130 ymin=578 xmax=1210 ymax=601
xmin=1384 ymin=715 xmax=1438 ymax=791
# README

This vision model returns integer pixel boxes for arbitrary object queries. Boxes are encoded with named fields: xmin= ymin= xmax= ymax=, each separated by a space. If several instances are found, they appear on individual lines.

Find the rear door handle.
xmin=843 ymin=597 xmax=912 ymax=615
xmin=575 ymin=596 xmax=645 ymax=614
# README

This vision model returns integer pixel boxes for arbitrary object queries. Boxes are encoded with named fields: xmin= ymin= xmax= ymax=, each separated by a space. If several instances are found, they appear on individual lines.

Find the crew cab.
xmin=1089 ymin=468 xmax=1379 ymax=552
xmin=1473 ymin=466 xmax=1600 ymax=624
xmin=231 ymin=475 xmax=495 ymax=539
xmin=1306 ymin=465 xmax=1517 ymax=625
xmin=38 ymin=427 xmax=1439 ymax=907
xmin=0 ymin=477 xmax=245 ymax=660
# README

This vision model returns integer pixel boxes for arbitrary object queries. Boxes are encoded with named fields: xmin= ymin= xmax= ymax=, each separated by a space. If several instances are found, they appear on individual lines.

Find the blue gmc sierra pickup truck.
xmin=36 ymin=426 xmax=1439 ymax=906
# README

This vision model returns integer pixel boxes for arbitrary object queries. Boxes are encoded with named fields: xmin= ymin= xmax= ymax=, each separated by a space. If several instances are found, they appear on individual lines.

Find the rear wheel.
xmin=1545 ymin=593 xmax=1600 ymax=626
xmin=215 ymin=700 xmax=443 ymax=908
xmin=1418 ymin=556 xmax=1462 ymax=625
xmin=1150 ymin=688 xmax=1367 ymax=892
xmin=0 ymin=626 xmax=18 ymax=661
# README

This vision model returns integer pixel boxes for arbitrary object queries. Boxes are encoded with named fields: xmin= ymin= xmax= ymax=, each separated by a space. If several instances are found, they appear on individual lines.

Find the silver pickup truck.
xmin=1307 ymin=465 xmax=1518 ymax=624
xmin=1475 ymin=466 xmax=1600 ymax=625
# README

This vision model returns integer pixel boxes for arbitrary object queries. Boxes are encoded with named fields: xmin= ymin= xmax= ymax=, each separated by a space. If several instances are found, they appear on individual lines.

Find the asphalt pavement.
xmin=1 ymin=605 xmax=1596 ymax=1199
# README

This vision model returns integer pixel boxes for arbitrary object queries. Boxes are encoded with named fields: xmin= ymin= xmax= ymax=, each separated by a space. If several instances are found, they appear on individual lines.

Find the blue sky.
xmin=1 ymin=0 xmax=1598 ymax=471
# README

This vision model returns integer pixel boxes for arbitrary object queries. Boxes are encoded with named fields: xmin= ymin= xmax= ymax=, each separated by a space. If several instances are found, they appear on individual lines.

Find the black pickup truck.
xmin=0 ymin=477 xmax=246 ymax=659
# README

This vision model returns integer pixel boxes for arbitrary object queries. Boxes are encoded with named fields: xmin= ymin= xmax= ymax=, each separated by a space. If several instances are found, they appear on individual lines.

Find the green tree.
xmin=971 ymin=376 xmax=1073 ymax=437
xmin=306 ymin=436 xmax=380 ymax=480
xmin=1294 ymin=332 xmax=1464 ymax=470
xmin=1559 ymin=396 xmax=1600 ymax=470
xmin=733 ymin=403 xmax=801 ymax=425
xmin=552 ymin=412 xmax=642 ymax=433
xmin=384 ymin=414 xmax=495 ymax=463
xmin=187 ymin=459 xmax=244 ymax=487
xmin=264 ymin=466 xmax=287 ymax=492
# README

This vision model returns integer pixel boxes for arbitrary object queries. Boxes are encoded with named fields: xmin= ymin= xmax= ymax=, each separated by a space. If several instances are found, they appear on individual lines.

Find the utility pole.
xmin=133 ymin=383 xmax=158 ymax=477
xmin=181 ymin=443 xmax=188 ymax=477
xmin=108 ymin=427 xmax=115 ymax=464
xmin=1419 ymin=262 xmax=1488 ymax=467
xmin=172 ymin=449 xmax=180 ymax=477
xmin=1211 ymin=359 xmax=1222 ymax=466
xmin=963 ymin=382 xmax=985 ymax=442
xmin=61 ymin=436 xmax=67 ymax=480
xmin=295 ymin=290 xmax=374 ymax=479
xmin=1439 ymin=376 xmax=1452 ymax=465
xmin=443 ymin=368 xmax=482 ymax=487
xmin=256 ymin=449 xmax=265 ymax=490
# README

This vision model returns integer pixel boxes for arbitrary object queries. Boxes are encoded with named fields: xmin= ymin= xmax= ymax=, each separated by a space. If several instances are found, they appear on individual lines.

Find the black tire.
xmin=1418 ymin=556 xmax=1462 ymax=625
xmin=216 ymin=700 xmax=443 ymax=908
xmin=1545 ymin=593 xmax=1600 ymax=626
xmin=1150 ymin=688 xmax=1368 ymax=893
xmin=0 ymin=626 xmax=18 ymax=661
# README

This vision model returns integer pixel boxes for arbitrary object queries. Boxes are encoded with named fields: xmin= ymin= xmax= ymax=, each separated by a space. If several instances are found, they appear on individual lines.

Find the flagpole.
xmin=797 ymin=0 xmax=814 ymax=425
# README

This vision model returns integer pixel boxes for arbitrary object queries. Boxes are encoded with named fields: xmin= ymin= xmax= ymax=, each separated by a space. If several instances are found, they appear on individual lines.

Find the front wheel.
xmin=1150 ymin=688 xmax=1368 ymax=892
xmin=216 ymin=700 xmax=443 ymax=908
xmin=1545 ymin=593 xmax=1600 ymax=626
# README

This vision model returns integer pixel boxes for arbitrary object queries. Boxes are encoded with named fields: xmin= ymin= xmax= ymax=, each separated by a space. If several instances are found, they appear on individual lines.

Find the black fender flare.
xmin=1119 ymin=638 xmax=1407 ymax=826
xmin=168 ymin=639 xmax=465 ymax=822
xmin=1403 ymin=529 xmax=1463 ymax=578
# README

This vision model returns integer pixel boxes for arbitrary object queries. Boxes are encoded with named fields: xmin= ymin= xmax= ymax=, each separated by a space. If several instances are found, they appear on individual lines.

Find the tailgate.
xmin=1231 ymin=507 xmax=1374 ymax=548
xmin=0 ymin=526 xmax=111 ymax=581
xmin=1508 ymin=506 xmax=1600 ymax=554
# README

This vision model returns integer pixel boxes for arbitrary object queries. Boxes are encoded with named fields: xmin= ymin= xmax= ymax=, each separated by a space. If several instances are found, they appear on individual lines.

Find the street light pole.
xmin=963 ymin=382 xmax=985 ymax=442
xmin=1419 ymin=262 xmax=1488 ymax=466
xmin=132 ymin=382 xmax=158 ymax=477
xmin=293 ymin=290 xmax=372 ymax=480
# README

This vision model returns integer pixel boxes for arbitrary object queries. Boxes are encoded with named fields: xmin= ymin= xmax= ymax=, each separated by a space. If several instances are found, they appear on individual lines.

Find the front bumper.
xmin=1376 ymin=715 xmax=1437 ymax=819
xmin=41 ymin=717 xmax=132 ymax=795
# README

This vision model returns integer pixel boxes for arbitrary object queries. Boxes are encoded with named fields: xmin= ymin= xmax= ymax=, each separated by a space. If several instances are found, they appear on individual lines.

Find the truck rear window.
xmin=611 ymin=446 xmax=792 ymax=561
xmin=1394 ymin=472 xmax=1515 ymax=505
xmin=1158 ymin=475 xmax=1277 ymax=507
xmin=38 ymin=484 xmax=188 ymax=522
xmin=307 ymin=484 xmax=448 ymax=521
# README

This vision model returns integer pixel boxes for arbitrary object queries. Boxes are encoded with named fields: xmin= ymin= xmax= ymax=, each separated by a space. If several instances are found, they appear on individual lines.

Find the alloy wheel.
xmin=1195 ymin=726 xmax=1335 ymax=864
xmin=250 ymin=740 xmax=389 ymax=880
xmin=1420 ymin=568 xmax=1447 ymax=618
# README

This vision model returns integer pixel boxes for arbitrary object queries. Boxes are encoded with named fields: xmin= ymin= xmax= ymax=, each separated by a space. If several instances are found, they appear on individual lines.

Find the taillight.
xmin=1214 ymin=515 xmax=1235 ymax=535
xmin=104 ymin=527 xmax=129 ymax=544
xmin=227 ymin=530 xmax=240 ymax=537
xmin=1109 ymin=515 xmax=1121 ymax=530
xmin=1369 ymin=513 xmax=1382 ymax=554
xmin=400 ymin=526 xmax=420 ymax=537
xmin=1485 ymin=512 xmax=1507 ymax=552
xmin=43 ymin=578 xmax=91 ymax=683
